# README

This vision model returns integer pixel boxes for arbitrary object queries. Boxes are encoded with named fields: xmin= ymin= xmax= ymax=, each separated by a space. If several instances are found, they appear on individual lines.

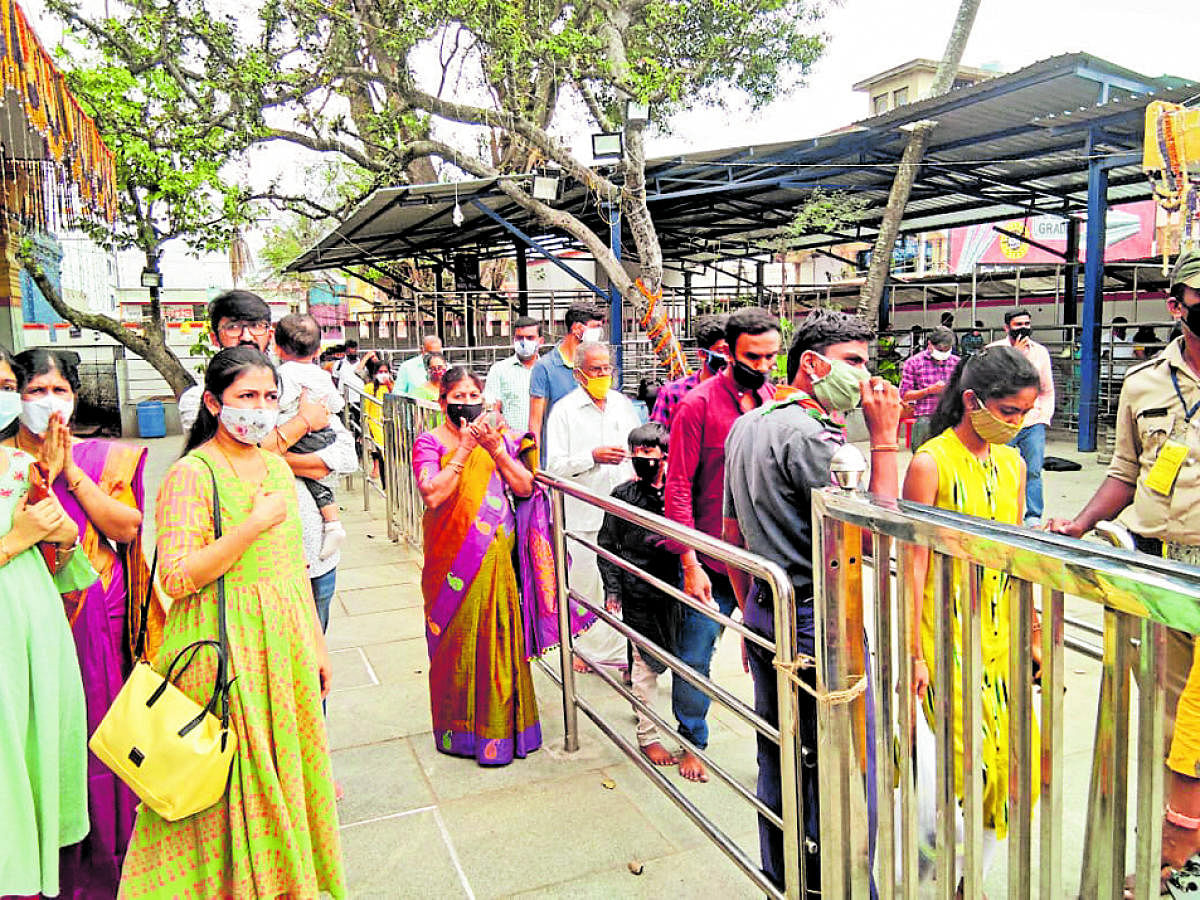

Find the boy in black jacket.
xmin=598 ymin=422 xmax=681 ymax=766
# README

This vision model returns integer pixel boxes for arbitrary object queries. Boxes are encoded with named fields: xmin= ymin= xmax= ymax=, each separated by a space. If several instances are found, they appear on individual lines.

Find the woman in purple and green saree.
xmin=412 ymin=366 xmax=543 ymax=766
xmin=5 ymin=348 xmax=162 ymax=898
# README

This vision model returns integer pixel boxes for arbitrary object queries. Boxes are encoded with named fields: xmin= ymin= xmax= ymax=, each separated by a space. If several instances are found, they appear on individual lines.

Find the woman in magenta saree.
xmin=7 ymin=348 xmax=160 ymax=897
xmin=412 ymin=367 xmax=543 ymax=765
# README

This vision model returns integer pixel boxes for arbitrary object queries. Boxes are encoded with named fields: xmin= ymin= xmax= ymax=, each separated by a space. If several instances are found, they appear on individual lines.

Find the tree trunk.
xmin=22 ymin=258 xmax=196 ymax=396
xmin=856 ymin=0 xmax=982 ymax=323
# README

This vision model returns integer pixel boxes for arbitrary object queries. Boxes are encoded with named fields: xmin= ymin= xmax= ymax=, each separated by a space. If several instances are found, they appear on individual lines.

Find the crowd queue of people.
xmin=7 ymin=249 xmax=1200 ymax=897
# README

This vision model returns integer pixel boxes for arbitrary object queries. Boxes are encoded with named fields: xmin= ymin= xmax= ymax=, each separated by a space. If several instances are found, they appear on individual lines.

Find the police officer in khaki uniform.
xmin=1049 ymin=247 xmax=1200 ymax=885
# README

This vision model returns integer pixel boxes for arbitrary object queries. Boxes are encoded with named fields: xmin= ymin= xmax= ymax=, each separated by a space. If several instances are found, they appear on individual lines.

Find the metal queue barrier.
xmin=533 ymin=471 xmax=808 ymax=899
xmin=362 ymin=392 xmax=812 ymax=896
xmin=810 ymin=487 xmax=1200 ymax=899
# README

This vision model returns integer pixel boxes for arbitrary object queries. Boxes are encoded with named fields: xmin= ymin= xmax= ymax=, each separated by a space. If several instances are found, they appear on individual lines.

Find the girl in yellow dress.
xmin=902 ymin=345 xmax=1042 ymax=881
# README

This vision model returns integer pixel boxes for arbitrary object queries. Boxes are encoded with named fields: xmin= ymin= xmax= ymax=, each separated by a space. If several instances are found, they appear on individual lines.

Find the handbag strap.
xmin=132 ymin=550 xmax=157 ymax=661
xmin=196 ymin=455 xmax=231 ymax=720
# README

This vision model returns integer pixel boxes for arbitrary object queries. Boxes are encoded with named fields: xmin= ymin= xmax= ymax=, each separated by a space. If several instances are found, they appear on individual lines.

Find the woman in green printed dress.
xmin=0 ymin=346 xmax=98 ymax=897
xmin=118 ymin=346 xmax=345 ymax=899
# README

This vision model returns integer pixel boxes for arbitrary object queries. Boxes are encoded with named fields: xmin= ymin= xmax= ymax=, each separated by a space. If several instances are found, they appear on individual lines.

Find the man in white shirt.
xmin=334 ymin=338 xmax=369 ymax=397
xmin=484 ymin=316 xmax=543 ymax=433
xmin=545 ymin=341 xmax=641 ymax=671
xmin=396 ymin=334 xmax=443 ymax=395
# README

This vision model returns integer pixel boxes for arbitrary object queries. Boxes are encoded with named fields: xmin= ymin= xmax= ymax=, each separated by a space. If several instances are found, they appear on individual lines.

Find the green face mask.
xmin=810 ymin=352 xmax=870 ymax=412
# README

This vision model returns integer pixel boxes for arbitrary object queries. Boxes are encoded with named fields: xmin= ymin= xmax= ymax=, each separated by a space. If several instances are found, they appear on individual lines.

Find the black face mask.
xmin=346 ymin=352 xmax=358 ymax=361
xmin=731 ymin=360 xmax=767 ymax=391
xmin=1010 ymin=327 xmax=1032 ymax=343
xmin=631 ymin=457 xmax=661 ymax=483
xmin=701 ymin=349 xmax=728 ymax=374
xmin=1184 ymin=303 xmax=1200 ymax=339
xmin=446 ymin=402 xmax=484 ymax=428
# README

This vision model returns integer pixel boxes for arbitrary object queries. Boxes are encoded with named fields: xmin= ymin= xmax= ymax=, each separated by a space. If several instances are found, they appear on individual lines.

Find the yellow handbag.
xmin=89 ymin=459 xmax=237 ymax=822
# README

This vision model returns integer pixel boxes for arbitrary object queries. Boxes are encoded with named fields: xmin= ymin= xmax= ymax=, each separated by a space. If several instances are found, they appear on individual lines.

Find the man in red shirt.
xmin=664 ymin=306 xmax=780 ymax=782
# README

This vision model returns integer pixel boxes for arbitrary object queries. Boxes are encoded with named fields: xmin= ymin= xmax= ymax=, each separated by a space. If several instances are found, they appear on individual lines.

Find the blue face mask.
xmin=0 ymin=391 xmax=19 ymax=430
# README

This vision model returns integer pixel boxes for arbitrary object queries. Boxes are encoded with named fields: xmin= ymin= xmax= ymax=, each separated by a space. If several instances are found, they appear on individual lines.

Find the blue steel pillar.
xmin=607 ymin=202 xmax=623 ymax=387
xmin=1078 ymin=145 xmax=1108 ymax=452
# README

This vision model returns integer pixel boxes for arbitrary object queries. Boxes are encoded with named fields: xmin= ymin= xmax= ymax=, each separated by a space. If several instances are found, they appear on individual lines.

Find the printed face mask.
xmin=446 ymin=402 xmax=484 ymax=428
xmin=20 ymin=394 xmax=74 ymax=435
xmin=968 ymin=396 xmax=1023 ymax=445
xmin=631 ymin=456 xmax=661 ymax=483
xmin=219 ymin=405 xmax=278 ymax=445
xmin=514 ymin=338 xmax=540 ymax=359
xmin=809 ymin=353 xmax=870 ymax=412
xmin=0 ymin=391 xmax=20 ymax=430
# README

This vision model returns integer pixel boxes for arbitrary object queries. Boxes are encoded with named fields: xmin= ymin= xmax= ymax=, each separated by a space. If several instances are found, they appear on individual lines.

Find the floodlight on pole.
xmin=625 ymin=100 xmax=650 ymax=126
xmin=531 ymin=174 xmax=560 ymax=201
xmin=591 ymin=131 xmax=624 ymax=162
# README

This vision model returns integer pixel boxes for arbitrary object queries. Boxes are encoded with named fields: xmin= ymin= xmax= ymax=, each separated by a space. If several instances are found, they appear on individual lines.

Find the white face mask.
xmin=929 ymin=347 xmax=952 ymax=361
xmin=0 ymin=391 xmax=20 ymax=431
xmin=514 ymin=338 xmax=540 ymax=359
xmin=20 ymin=394 xmax=74 ymax=435
xmin=581 ymin=327 xmax=605 ymax=344
xmin=219 ymin=405 xmax=279 ymax=445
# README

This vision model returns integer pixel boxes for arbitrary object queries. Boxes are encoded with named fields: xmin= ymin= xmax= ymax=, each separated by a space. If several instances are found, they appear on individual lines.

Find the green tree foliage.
xmin=24 ymin=29 xmax=256 ymax=395
xmin=51 ymin=0 xmax=829 ymax=370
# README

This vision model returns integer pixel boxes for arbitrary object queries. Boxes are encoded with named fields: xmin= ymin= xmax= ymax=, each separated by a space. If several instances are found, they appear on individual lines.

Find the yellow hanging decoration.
xmin=0 ymin=0 xmax=117 ymax=225
xmin=634 ymin=278 xmax=691 ymax=379
xmin=1144 ymin=100 xmax=1200 ymax=268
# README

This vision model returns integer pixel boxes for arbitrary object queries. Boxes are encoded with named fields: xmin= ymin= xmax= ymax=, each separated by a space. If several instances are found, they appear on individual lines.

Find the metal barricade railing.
xmin=338 ymin=386 xmax=440 ymax=546
xmin=810 ymin=487 xmax=1200 ymax=898
xmin=533 ymin=471 xmax=807 ymax=899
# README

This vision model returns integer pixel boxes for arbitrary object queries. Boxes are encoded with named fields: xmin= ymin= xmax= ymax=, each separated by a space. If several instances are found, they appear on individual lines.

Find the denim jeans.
xmin=311 ymin=568 xmax=337 ymax=632
xmin=1008 ymin=422 xmax=1046 ymax=520
xmin=671 ymin=566 xmax=737 ymax=750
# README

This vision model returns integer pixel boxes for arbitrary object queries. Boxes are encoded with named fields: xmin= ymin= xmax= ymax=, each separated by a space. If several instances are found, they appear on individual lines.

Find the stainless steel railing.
xmin=811 ymin=487 xmax=1200 ymax=898
xmin=534 ymin=470 xmax=807 ymax=899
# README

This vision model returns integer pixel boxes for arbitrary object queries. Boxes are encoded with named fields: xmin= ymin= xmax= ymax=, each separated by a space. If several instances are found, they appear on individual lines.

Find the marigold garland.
xmin=0 ymin=0 xmax=117 ymax=226
xmin=1145 ymin=100 xmax=1200 ymax=261
xmin=634 ymin=277 xmax=691 ymax=379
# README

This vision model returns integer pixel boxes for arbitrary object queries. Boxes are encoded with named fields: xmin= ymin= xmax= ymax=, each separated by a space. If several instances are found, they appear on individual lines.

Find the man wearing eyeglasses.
xmin=177 ymin=291 xmax=357 ymax=636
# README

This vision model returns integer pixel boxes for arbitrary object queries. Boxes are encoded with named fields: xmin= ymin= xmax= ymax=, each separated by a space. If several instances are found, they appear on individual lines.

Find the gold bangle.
xmin=67 ymin=474 xmax=85 ymax=492
xmin=448 ymin=462 xmax=464 ymax=473
xmin=870 ymin=444 xmax=899 ymax=452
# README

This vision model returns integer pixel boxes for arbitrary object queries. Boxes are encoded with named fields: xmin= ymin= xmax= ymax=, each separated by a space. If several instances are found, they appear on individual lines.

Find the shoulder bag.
xmin=89 ymin=457 xmax=237 ymax=821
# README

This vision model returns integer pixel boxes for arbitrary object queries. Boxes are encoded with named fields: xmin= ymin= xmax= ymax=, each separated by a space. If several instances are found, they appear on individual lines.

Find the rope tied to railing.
xmin=773 ymin=654 xmax=867 ymax=707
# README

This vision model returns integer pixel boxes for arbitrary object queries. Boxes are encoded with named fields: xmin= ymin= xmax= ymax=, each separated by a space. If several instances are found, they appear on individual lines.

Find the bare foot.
xmin=640 ymin=742 xmax=678 ymax=766
xmin=678 ymin=750 xmax=709 ymax=782
xmin=572 ymin=657 xmax=592 ymax=674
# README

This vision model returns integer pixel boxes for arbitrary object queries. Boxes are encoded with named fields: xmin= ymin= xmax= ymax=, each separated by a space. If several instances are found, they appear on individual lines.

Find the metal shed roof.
xmin=289 ymin=52 xmax=1197 ymax=274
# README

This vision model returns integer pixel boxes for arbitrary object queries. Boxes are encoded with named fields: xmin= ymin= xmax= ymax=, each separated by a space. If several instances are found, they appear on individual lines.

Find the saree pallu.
xmin=53 ymin=439 xmax=161 ymax=899
xmin=416 ymin=431 xmax=541 ymax=766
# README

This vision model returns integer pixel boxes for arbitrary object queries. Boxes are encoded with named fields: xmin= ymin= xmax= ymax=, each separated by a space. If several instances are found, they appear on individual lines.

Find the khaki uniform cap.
xmin=1171 ymin=247 xmax=1200 ymax=291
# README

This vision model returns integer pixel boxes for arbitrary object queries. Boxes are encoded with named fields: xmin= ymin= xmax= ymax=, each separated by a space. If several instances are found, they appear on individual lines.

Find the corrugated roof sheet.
xmin=290 ymin=52 xmax=1197 ymax=273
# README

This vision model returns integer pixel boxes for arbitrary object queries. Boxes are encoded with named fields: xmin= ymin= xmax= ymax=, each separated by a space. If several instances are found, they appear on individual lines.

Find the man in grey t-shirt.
xmin=722 ymin=309 xmax=901 ymax=892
